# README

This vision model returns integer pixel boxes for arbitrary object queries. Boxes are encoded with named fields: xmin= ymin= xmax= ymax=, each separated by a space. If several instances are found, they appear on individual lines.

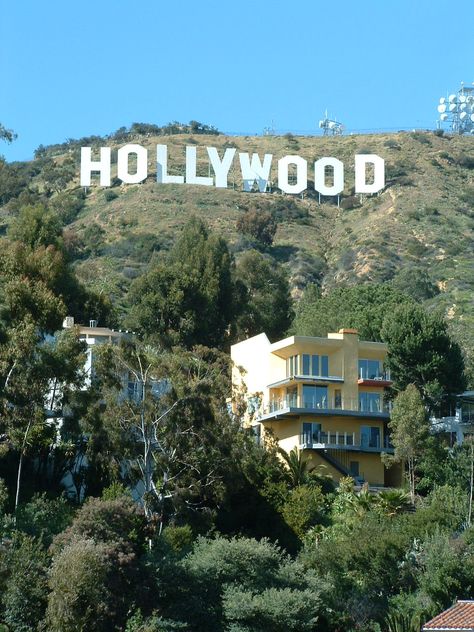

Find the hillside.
xmin=2 ymin=128 xmax=474 ymax=342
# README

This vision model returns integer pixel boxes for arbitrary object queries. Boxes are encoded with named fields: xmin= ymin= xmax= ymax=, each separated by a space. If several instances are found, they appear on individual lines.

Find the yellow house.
xmin=231 ymin=329 xmax=401 ymax=487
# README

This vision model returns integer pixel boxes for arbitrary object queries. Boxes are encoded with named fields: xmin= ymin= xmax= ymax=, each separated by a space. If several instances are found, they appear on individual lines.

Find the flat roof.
xmin=78 ymin=326 xmax=123 ymax=338
xmin=269 ymin=335 xmax=387 ymax=358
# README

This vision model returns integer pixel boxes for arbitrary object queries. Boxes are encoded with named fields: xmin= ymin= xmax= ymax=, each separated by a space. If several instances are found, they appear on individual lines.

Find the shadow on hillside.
xmin=271 ymin=244 xmax=299 ymax=263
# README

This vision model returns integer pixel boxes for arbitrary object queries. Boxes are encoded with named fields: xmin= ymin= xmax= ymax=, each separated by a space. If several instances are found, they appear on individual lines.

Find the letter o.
xmin=314 ymin=158 xmax=344 ymax=196
xmin=277 ymin=155 xmax=307 ymax=194
xmin=117 ymin=144 xmax=148 ymax=184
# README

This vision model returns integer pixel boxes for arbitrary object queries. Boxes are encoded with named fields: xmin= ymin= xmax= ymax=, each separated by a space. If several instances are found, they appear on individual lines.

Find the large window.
xmin=359 ymin=391 xmax=381 ymax=412
xmin=462 ymin=401 xmax=474 ymax=423
xmin=287 ymin=355 xmax=299 ymax=376
xmin=359 ymin=359 xmax=382 ymax=380
xmin=360 ymin=426 xmax=381 ymax=449
xmin=286 ymin=386 xmax=298 ymax=407
xmin=303 ymin=385 xmax=328 ymax=409
xmin=302 ymin=422 xmax=322 ymax=445
xmin=288 ymin=354 xmax=329 ymax=377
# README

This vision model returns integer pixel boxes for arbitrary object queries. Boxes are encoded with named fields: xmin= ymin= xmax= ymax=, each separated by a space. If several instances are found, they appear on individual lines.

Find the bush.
xmin=460 ymin=186 xmax=474 ymax=207
xmin=49 ymin=189 xmax=86 ymax=224
xmin=45 ymin=538 xmax=117 ymax=632
xmin=236 ymin=209 xmax=277 ymax=247
xmin=280 ymin=485 xmax=326 ymax=539
xmin=104 ymin=189 xmax=118 ymax=202
xmin=82 ymin=222 xmax=106 ymax=256
xmin=391 ymin=268 xmax=439 ymax=301
xmin=16 ymin=494 xmax=73 ymax=546
xmin=53 ymin=496 xmax=146 ymax=553
xmin=176 ymin=536 xmax=326 ymax=631
xmin=340 ymin=195 xmax=361 ymax=210
xmin=270 ymin=198 xmax=309 ymax=223
xmin=383 ymin=139 xmax=401 ymax=150
xmin=2 ymin=535 xmax=49 ymax=632
xmin=410 ymin=132 xmax=431 ymax=145
xmin=223 ymin=584 xmax=321 ymax=631
xmin=456 ymin=153 xmax=474 ymax=170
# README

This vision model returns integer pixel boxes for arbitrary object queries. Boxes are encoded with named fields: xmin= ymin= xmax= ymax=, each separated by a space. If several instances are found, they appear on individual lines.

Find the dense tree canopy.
xmin=292 ymin=283 xmax=414 ymax=341
xmin=235 ymin=250 xmax=293 ymax=341
xmin=381 ymin=303 xmax=466 ymax=412
xmin=127 ymin=218 xmax=237 ymax=348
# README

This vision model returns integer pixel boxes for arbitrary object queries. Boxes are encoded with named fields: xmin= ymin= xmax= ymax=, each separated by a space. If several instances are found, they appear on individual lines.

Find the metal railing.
xmin=300 ymin=430 xmax=393 ymax=451
xmin=358 ymin=370 xmax=391 ymax=381
xmin=264 ymin=396 xmax=391 ymax=416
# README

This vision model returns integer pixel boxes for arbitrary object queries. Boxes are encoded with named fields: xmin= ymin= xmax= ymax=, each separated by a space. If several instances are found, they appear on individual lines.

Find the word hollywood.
xmin=80 ymin=144 xmax=385 ymax=195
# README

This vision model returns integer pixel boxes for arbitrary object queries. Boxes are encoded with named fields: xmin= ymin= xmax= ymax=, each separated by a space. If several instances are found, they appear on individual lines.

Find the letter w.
xmin=239 ymin=153 xmax=273 ymax=192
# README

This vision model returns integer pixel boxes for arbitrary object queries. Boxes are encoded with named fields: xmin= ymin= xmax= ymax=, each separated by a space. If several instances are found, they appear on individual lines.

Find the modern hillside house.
xmin=231 ymin=329 xmax=401 ymax=487
xmin=62 ymin=316 xmax=124 ymax=388
xmin=431 ymin=390 xmax=474 ymax=445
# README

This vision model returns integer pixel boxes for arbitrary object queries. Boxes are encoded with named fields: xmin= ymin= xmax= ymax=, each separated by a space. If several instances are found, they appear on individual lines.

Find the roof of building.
xmin=78 ymin=326 xmax=122 ymax=338
xmin=422 ymin=601 xmax=474 ymax=631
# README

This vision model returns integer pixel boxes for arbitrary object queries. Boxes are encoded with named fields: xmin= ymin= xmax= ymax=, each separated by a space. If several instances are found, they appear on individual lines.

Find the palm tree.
xmin=278 ymin=447 xmax=310 ymax=487
xmin=386 ymin=612 xmax=420 ymax=632
xmin=377 ymin=489 xmax=412 ymax=516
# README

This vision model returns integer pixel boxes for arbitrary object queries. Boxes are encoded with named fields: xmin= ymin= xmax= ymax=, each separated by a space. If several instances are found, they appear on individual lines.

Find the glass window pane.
xmin=294 ymin=355 xmax=299 ymax=375
xmin=287 ymin=386 xmax=297 ymax=407
xmin=368 ymin=360 xmax=380 ymax=379
xmin=359 ymin=359 xmax=367 ymax=379
xmin=311 ymin=355 xmax=319 ymax=376
xmin=303 ymin=385 xmax=327 ymax=408
xmin=369 ymin=393 xmax=380 ymax=411
xmin=321 ymin=355 xmax=329 ymax=377
xmin=370 ymin=427 xmax=380 ymax=448
xmin=302 ymin=422 xmax=312 ymax=444
xmin=350 ymin=461 xmax=359 ymax=476
xmin=289 ymin=356 xmax=294 ymax=375
xmin=302 ymin=354 xmax=310 ymax=375
xmin=311 ymin=422 xmax=321 ymax=442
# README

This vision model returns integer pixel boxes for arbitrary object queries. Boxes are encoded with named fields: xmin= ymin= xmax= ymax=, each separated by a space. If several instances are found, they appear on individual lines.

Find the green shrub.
xmin=16 ymin=494 xmax=73 ymax=546
xmin=2 ymin=535 xmax=50 ymax=632
xmin=280 ymin=485 xmax=326 ymax=539
xmin=104 ymin=189 xmax=118 ymax=202
xmin=410 ymin=132 xmax=431 ymax=145
xmin=456 ymin=153 xmax=474 ymax=169
xmin=340 ymin=195 xmax=361 ymax=210
xmin=383 ymin=139 xmax=401 ymax=150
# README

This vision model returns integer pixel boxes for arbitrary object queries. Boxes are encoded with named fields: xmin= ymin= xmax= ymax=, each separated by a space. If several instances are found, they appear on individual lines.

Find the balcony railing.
xmin=300 ymin=430 xmax=393 ymax=451
xmin=264 ymin=396 xmax=391 ymax=416
xmin=358 ymin=370 xmax=391 ymax=381
xmin=461 ymin=407 xmax=474 ymax=424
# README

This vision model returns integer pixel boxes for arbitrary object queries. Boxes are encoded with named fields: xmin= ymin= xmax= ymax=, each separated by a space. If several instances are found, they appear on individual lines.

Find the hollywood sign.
xmin=80 ymin=144 xmax=385 ymax=195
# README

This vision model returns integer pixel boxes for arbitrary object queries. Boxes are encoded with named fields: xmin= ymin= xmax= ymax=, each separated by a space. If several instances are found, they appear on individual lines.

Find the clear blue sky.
xmin=2 ymin=0 xmax=474 ymax=162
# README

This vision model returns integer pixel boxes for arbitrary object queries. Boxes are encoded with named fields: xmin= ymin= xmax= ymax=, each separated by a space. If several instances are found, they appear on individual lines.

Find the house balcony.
xmin=267 ymin=374 xmax=344 ymax=388
xmin=357 ymin=371 xmax=392 ymax=387
xmin=259 ymin=395 xmax=391 ymax=421
xmin=300 ymin=430 xmax=394 ymax=454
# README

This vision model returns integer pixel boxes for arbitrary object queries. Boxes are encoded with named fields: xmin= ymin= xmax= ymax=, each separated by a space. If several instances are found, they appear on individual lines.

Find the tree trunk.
xmin=407 ymin=457 xmax=415 ymax=505
xmin=469 ymin=441 xmax=474 ymax=527
xmin=15 ymin=419 xmax=32 ymax=513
